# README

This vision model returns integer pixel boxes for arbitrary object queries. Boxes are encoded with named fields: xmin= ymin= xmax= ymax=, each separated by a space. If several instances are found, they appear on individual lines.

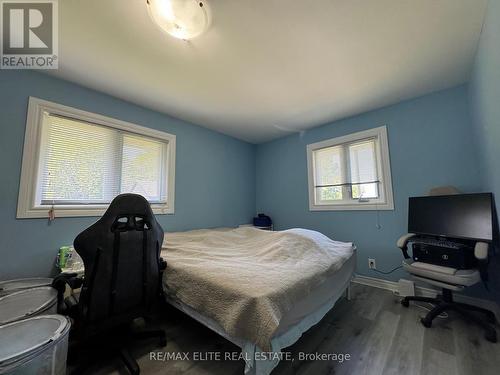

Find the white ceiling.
xmin=51 ymin=0 xmax=487 ymax=143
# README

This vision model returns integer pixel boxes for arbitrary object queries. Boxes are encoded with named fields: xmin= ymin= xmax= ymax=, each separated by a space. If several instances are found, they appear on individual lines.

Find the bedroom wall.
xmin=468 ymin=0 xmax=500 ymax=302
xmin=255 ymin=85 xmax=495 ymax=299
xmin=0 ymin=70 xmax=256 ymax=279
xmin=469 ymin=0 xmax=500 ymax=211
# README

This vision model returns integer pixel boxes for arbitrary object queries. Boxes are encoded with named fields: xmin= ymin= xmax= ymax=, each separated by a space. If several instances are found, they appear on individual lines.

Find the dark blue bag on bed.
xmin=253 ymin=213 xmax=272 ymax=227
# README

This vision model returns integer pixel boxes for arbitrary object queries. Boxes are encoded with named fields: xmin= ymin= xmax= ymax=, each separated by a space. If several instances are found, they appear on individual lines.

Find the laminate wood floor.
xmin=84 ymin=284 xmax=500 ymax=375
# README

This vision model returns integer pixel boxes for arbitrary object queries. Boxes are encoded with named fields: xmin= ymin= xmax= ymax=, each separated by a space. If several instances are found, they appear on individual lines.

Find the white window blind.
xmin=121 ymin=134 xmax=165 ymax=203
xmin=307 ymin=126 xmax=394 ymax=211
xmin=348 ymin=139 xmax=379 ymax=199
xmin=313 ymin=145 xmax=344 ymax=202
xmin=39 ymin=113 xmax=168 ymax=206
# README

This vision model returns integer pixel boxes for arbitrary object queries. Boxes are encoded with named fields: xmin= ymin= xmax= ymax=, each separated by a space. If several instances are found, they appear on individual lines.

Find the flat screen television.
xmin=408 ymin=193 xmax=493 ymax=242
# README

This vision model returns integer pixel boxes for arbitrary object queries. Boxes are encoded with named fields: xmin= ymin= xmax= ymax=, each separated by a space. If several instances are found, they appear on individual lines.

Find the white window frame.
xmin=17 ymin=97 xmax=176 ymax=218
xmin=307 ymin=126 xmax=394 ymax=211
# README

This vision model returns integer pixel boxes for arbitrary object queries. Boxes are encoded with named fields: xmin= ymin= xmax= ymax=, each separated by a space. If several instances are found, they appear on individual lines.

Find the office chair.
xmin=53 ymin=194 xmax=167 ymax=374
xmin=397 ymin=233 xmax=497 ymax=343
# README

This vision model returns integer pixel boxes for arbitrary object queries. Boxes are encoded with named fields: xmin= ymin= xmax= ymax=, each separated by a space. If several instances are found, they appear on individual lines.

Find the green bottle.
xmin=59 ymin=246 xmax=70 ymax=268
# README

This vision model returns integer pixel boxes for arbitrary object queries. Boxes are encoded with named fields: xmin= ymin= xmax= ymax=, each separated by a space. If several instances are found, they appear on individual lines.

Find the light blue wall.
xmin=256 ymin=85 xmax=494 ymax=298
xmin=468 ymin=0 xmax=500 ymax=301
xmin=469 ymin=0 xmax=500 ymax=209
xmin=0 ymin=70 xmax=256 ymax=279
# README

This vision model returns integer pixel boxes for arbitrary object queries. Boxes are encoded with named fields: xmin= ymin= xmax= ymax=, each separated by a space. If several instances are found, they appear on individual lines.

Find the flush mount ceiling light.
xmin=146 ymin=0 xmax=211 ymax=40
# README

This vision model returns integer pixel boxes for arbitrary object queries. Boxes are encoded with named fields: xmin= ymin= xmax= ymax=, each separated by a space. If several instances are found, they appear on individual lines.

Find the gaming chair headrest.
xmin=104 ymin=193 xmax=154 ymax=218
xmin=100 ymin=194 xmax=157 ymax=232
xmin=74 ymin=194 xmax=163 ymax=251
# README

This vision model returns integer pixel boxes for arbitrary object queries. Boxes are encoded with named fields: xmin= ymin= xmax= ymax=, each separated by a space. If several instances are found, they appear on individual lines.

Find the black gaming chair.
xmin=54 ymin=194 xmax=167 ymax=374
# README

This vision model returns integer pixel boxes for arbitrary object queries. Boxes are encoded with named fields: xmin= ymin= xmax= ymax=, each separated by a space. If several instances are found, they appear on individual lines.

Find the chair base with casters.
xmin=396 ymin=234 xmax=498 ymax=344
xmin=68 ymin=322 xmax=167 ymax=375
xmin=401 ymin=287 xmax=497 ymax=343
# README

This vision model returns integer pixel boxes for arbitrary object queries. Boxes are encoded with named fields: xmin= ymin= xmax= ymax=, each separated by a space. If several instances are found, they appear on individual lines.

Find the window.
xmin=307 ymin=126 xmax=394 ymax=211
xmin=17 ymin=97 xmax=176 ymax=218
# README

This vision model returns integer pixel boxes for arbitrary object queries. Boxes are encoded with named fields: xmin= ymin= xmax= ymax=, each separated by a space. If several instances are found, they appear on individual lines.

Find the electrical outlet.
xmin=368 ymin=258 xmax=376 ymax=269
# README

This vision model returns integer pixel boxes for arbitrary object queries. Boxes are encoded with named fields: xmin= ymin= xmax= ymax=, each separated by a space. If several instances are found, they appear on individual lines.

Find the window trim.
xmin=17 ymin=97 xmax=176 ymax=218
xmin=307 ymin=126 xmax=394 ymax=211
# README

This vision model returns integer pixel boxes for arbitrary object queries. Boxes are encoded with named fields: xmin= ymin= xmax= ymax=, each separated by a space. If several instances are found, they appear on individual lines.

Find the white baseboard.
xmin=352 ymin=274 xmax=500 ymax=321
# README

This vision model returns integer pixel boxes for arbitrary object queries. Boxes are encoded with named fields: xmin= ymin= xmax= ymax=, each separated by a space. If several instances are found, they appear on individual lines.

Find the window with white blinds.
xmin=17 ymin=98 xmax=176 ymax=218
xmin=307 ymin=126 xmax=394 ymax=211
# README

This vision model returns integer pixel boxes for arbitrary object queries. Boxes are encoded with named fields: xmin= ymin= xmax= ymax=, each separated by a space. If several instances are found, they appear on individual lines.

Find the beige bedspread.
xmin=161 ymin=227 xmax=354 ymax=351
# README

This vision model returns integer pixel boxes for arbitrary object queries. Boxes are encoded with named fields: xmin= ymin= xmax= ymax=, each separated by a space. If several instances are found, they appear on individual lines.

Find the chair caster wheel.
xmin=485 ymin=331 xmax=497 ymax=343
xmin=420 ymin=318 xmax=432 ymax=328
xmin=401 ymin=299 xmax=409 ymax=308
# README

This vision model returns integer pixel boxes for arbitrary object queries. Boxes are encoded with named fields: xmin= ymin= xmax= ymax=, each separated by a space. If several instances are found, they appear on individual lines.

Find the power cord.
xmin=414 ymin=302 xmax=448 ymax=319
xmin=370 ymin=265 xmax=403 ymax=275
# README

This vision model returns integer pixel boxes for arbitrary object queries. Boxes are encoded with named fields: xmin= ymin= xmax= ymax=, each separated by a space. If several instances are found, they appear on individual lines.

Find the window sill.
xmin=16 ymin=204 xmax=174 ymax=219
xmin=309 ymin=201 xmax=394 ymax=211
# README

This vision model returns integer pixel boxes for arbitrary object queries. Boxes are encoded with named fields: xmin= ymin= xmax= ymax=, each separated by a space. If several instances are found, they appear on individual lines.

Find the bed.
xmin=161 ymin=227 xmax=356 ymax=375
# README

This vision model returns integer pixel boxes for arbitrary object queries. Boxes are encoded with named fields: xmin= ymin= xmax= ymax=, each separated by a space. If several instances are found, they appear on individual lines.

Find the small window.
xmin=17 ymin=97 xmax=176 ymax=218
xmin=307 ymin=126 xmax=394 ymax=211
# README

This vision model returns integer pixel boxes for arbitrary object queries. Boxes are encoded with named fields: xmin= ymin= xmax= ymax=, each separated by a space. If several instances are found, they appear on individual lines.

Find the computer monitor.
xmin=408 ymin=193 xmax=493 ymax=242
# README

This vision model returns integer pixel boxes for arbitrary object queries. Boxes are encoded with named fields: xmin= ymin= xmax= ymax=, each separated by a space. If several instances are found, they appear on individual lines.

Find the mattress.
xmin=164 ymin=252 xmax=356 ymax=341
xmin=275 ymin=252 xmax=356 ymax=335
xmin=161 ymin=227 xmax=355 ymax=351
xmin=164 ymin=250 xmax=356 ymax=375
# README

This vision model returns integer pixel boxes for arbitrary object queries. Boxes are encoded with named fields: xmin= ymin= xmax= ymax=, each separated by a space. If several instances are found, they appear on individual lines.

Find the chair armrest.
xmin=474 ymin=242 xmax=490 ymax=287
xmin=52 ymin=273 xmax=84 ymax=313
xmin=397 ymin=233 xmax=416 ymax=259
xmin=397 ymin=233 xmax=416 ymax=249
xmin=474 ymin=242 xmax=489 ymax=260
xmin=52 ymin=272 xmax=84 ymax=291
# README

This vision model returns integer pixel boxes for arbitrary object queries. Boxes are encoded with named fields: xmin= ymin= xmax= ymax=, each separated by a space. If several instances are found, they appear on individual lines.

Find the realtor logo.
xmin=1 ymin=0 xmax=58 ymax=69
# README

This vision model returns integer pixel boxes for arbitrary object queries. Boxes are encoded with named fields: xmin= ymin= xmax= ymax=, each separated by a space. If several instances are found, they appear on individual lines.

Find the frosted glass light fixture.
xmin=146 ymin=0 xmax=211 ymax=40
